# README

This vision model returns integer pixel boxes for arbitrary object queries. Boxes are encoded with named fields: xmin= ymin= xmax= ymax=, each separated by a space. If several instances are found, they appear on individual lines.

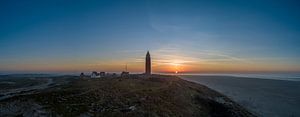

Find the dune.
xmin=0 ymin=75 xmax=255 ymax=117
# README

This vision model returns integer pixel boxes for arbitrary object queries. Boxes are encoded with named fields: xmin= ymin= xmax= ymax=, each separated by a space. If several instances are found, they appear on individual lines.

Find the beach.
xmin=182 ymin=75 xmax=300 ymax=117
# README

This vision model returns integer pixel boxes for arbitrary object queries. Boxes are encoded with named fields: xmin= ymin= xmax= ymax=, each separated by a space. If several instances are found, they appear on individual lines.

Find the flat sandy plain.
xmin=183 ymin=75 xmax=300 ymax=117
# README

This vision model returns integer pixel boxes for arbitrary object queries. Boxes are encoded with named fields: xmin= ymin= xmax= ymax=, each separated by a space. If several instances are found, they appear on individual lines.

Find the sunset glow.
xmin=0 ymin=0 xmax=300 ymax=74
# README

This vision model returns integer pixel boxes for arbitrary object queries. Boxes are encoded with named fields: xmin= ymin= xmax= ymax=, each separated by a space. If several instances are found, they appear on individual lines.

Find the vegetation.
xmin=0 ymin=75 xmax=255 ymax=117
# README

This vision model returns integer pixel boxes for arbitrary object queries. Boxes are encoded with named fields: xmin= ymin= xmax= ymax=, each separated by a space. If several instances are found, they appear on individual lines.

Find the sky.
xmin=0 ymin=0 xmax=300 ymax=74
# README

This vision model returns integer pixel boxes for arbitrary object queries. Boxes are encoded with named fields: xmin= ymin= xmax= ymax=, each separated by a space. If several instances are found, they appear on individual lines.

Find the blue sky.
xmin=0 ymin=0 xmax=300 ymax=73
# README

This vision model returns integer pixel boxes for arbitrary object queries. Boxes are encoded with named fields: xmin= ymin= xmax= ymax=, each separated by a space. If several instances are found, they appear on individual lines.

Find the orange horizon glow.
xmin=1 ymin=58 xmax=300 ymax=74
xmin=1 ymin=51 xmax=300 ymax=74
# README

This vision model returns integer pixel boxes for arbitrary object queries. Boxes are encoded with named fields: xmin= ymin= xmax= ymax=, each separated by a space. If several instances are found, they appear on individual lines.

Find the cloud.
xmin=147 ymin=44 xmax=252 ymax=66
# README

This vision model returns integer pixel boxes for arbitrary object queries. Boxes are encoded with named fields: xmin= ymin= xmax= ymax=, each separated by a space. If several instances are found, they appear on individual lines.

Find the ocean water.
xmin=181 ymin=74 xmax=300 ymax=117
xmin=181 ymin=73 xmax=300 ymax=81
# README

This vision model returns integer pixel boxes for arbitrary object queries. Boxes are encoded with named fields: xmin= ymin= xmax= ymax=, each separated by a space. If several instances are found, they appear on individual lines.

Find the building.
xmin=80 ymin=72 xmax=85 ymax=78
xmin=121 ymin=71 xmax=129 ymax=77
xmin=100 ymin=72 xmax=106 ymax=77
xmin=91 ymin=71 xmax=101 ymax=78
xmin=145 ymin=51 xmax=151 ymax=75
xmin=121 ymin=64 xmax=129 ymax=78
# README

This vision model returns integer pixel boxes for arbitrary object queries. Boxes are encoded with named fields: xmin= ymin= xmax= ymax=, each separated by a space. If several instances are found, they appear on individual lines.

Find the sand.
xmin=182 ymin=75 xmax=300 ymax=117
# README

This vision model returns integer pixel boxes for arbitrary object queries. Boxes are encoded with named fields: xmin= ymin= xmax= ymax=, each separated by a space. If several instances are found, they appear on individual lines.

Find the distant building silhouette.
xmin=121 ymin=71 xmax=129 ymax=77
xmin=90 ymin=71 xmax=107 ymax=78
xmin=91 ymin=71 xmax=100 ymax=78
xmin=145 ymin=51 xmax=151 ymax=75
xmin=80 ymin=72 xmax=85 ymax=78
xmin=121 ymin=64 xmax=129 ymax=77
xmin=100 ymin=72 xmax=106 ymax=77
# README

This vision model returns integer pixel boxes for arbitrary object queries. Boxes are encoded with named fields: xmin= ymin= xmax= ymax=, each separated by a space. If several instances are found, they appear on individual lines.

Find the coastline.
xmin=181 ymin=75 xmax=300 ymax=117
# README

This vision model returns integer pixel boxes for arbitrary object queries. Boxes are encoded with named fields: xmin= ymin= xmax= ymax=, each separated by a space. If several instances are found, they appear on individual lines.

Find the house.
xmin=121 ymin=71 xmax=129 ymax=77
xmin=91 ymin=71 xmax=101 ymax=78
xmin=100 ymin=72 xmax=106 ymax=77
xmin=80 ymin=72 xmax=86 ymax=78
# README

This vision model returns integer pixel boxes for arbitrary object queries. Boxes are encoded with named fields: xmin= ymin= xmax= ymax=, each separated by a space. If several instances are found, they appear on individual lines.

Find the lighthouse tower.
xmin=145 ymin=51 xmax=151 ymax=75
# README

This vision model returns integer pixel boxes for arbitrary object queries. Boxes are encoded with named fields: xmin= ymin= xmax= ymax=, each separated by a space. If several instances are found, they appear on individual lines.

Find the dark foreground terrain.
xmin=0 ymin=75 xmax=255 ymax=117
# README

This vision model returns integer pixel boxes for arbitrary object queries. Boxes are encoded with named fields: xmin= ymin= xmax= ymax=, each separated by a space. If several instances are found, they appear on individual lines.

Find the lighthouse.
xmin=145 ymin=51 xmax=151 ymax=75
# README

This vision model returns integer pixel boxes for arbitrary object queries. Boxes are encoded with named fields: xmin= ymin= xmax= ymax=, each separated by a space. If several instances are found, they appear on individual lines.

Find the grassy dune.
xmin=1 ymin=75 xmax=255 ymax=117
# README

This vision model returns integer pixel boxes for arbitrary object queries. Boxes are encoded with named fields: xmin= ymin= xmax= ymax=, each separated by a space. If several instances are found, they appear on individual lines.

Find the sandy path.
xmin=0 ymin=78 xmax=54 ymax=101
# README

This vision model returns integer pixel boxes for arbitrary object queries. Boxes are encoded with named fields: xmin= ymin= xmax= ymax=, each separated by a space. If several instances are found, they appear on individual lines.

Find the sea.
xmin=181 ymin=73 xmax=300 ymax=117
xmin=181 ymin=73 xmax=300 ymax=81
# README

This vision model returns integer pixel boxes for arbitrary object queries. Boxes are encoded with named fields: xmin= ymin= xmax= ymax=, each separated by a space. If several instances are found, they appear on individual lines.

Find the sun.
xmin=170 ymin=63 xmax=181 ymax=74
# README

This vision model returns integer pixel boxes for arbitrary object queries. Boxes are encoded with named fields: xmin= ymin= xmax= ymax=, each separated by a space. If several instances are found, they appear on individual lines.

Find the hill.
xmin=0 ymin=75 xmax=255 ymax=117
